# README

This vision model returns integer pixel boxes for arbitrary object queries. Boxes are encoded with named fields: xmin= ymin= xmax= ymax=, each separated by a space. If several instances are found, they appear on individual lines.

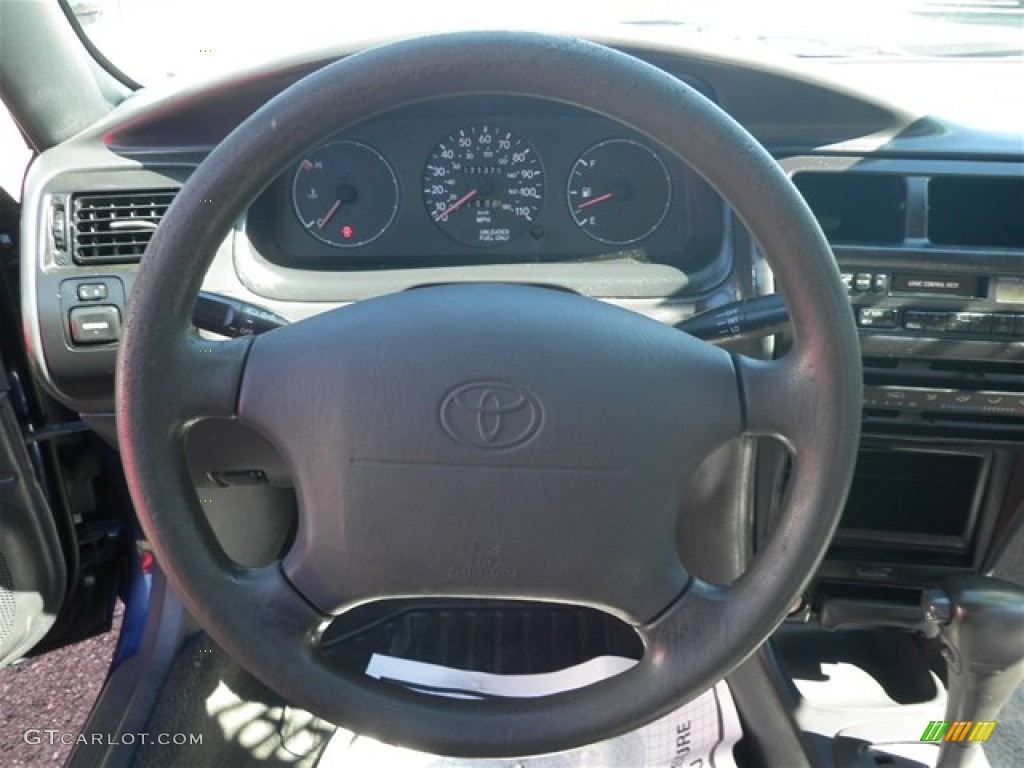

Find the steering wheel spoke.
xmin=168 ymin=334 xmax=253 ymax=424
xmin=734 ymin=353 xmax=817 ymax=447
xmin=641 ymin=576 xmax=732 ymax=668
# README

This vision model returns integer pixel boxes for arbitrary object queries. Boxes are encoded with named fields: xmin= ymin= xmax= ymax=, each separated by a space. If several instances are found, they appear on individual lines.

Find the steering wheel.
xmin=116 ymin=31 xmax=861 ymax=758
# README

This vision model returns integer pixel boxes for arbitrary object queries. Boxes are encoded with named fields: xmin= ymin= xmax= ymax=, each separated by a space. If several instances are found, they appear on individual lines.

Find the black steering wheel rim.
xmin=116 ymin=31 xmax=862 ymax=758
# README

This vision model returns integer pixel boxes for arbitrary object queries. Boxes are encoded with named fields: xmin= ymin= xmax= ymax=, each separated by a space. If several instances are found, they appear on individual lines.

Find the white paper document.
xmin=318 ymin=653 xmax=743 ymax=767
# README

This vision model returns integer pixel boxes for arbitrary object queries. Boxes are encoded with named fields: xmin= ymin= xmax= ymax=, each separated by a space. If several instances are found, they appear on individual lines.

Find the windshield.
xmin=70 ymin=0 xmax=1024 ymax=85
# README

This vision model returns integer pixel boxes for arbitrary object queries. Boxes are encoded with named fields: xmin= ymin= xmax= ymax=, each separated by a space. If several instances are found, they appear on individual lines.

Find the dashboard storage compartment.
xmin=791 ymin=172 xmax=906 ymax=245
xmin=813 ymin=440 xmax=1020 ymax=590
xmin=928 ymin=176 xmax=1024 ymax=249
xmin=836 ymin=448 xmax=984 ymax=548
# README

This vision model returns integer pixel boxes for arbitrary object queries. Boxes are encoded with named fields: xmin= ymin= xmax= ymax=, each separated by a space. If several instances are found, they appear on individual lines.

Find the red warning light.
xmin=342 ymin=225 xmax=355 ymax=240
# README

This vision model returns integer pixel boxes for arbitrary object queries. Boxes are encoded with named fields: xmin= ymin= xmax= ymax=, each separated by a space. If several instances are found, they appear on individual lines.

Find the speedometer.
xmin=423 ymin=125 xmax=544 ymax=247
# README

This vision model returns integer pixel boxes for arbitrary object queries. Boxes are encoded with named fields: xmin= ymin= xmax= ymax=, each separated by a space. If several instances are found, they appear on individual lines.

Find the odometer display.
xmin=423 ymin=125 xmax=544 ymax=247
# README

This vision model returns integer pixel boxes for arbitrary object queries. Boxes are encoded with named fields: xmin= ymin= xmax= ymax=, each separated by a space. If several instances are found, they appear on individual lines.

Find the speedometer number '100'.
xmin=423 ymin=125 xmax=544 ymax=247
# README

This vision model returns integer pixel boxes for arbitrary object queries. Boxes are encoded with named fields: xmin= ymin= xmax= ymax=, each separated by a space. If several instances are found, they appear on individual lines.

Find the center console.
xmin=759 ymin=158 xmax=1024 ymax=767
xmin=775 ymin=156 xmax=1024 ymax=609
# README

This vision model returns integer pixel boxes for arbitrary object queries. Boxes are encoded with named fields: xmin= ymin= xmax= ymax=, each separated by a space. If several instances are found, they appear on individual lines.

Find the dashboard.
xmin=15 ymin=34 xmax=1024 ymax=606
xmin=245 ymin=96 xmax=721 ymax=275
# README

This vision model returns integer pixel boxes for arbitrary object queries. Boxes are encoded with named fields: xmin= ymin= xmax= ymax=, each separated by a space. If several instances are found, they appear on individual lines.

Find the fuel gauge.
xmin=567 ymin=139 xmax=671 ymax=246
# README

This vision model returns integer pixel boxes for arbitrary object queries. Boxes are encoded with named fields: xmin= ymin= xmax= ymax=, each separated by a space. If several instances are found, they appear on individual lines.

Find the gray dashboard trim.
xmin=232 ymin=220 xmax=692 ymax=302
xmin=19 ymin=151 xmax=192 ymax=412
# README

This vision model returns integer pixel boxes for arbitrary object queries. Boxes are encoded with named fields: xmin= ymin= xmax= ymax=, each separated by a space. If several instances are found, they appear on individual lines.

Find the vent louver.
xmin=71 ymin=190 xmax=177 ymax=265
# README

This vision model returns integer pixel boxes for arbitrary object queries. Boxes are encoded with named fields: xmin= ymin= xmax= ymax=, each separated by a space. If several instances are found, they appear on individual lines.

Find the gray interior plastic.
xmin=0 ymin=0 xmax=126 ymax=149
xmin=115 ymin=31 xmax=862 ymax=756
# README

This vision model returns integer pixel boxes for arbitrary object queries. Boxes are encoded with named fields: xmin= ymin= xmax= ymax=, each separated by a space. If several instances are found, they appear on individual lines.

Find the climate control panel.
xmin=864 ymin=386 xmax=1024 ymax=418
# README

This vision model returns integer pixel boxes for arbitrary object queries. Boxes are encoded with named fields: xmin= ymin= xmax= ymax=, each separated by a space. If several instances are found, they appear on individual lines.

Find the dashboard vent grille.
xmin=71 ymin=190 xmax=177 ymax=265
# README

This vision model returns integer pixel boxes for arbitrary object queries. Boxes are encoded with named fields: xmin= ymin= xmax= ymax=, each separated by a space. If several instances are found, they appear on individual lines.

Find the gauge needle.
xmin=435 ymin=189 xmax=478 ymax=221
xmin=575 ymin=192 xmax=614 ymax=211
xmin=317 ymin=199 xmax=342 ymax=230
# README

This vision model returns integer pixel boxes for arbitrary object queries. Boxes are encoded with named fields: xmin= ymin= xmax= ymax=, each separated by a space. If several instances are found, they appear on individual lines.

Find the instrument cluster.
xmin=246 ymin=96 xmax=723 ymax=275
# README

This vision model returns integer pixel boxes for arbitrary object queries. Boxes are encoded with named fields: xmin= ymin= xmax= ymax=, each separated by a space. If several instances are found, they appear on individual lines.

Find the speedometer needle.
xmin=575 ymin=192 xmax=614 ymax=211
xmin=435 ymin=189 xmax=478 ymax=221
xmin=317 ymin=199 xmax=342 ymax=230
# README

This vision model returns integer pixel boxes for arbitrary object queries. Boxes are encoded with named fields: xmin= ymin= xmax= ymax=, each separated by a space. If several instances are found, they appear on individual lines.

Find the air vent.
xmin=71 ymin=190 xmax=176 ymax=265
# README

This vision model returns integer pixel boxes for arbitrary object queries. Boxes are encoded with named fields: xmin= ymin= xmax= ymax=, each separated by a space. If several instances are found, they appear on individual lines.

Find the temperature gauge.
xmin=292 ymin=141 xmax=399 ymax=248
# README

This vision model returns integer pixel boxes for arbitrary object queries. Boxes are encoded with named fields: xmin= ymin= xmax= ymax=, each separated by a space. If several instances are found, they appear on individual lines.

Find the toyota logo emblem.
xmin=440 ymin=382 xmax=543 ymax=449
